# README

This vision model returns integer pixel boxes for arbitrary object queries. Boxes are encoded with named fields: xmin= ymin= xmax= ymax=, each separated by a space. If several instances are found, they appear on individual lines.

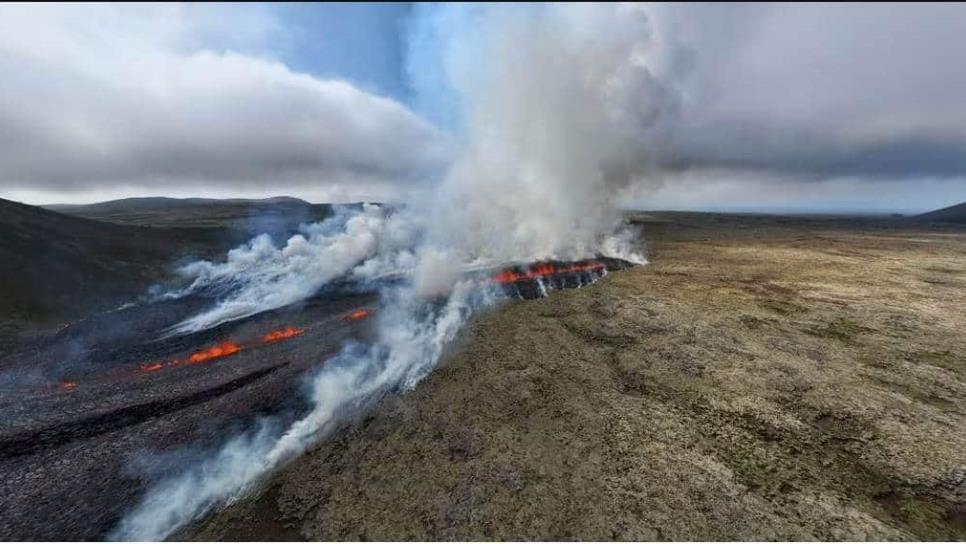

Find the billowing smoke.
xmin=411 ymin=3 xmax=668 ymax=263
xmin=170 ymin=204 xmax=421 ymax=333
xmin=169 ymin=4 xmax=657 ymax=335
xmin=112 ymin=281 xmax=492 ymax=541
xmin=114 ymin=4 xmax=659 ymax=539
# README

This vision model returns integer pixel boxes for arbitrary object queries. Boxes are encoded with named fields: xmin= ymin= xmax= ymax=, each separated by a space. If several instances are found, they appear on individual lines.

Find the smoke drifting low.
xmin=170 ymin=204 xmax=420 ymax=333
xmin=115 ymin=4 xmax=654 ymax=539
xmin=113 ymin=281 xmax=489 ymax=540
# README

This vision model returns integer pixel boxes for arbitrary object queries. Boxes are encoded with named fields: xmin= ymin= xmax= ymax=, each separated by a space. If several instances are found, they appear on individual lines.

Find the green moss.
xmin=923 ymin=265 xmax=964 ymax=275
xmin=914 ymin=350 xmax=962 ymax=372
xmin=874 ymin=491 xmax=961 ymax=540
xmin=807 ymin=318 xmax=869 ymax=342
xmin=738 ymin=315 xmax=769 ymax=329
xmin=761 ymin=299 xmax=805 ymax=315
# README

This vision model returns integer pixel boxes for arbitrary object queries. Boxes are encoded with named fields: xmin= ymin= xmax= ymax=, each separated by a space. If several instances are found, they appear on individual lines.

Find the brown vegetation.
xmin=195 ymin=212 xmax=966 ymax=540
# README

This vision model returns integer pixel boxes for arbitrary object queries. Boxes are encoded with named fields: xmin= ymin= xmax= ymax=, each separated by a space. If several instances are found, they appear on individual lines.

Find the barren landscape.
xmin=193 ymin=212 xmax=966 ymax=541
xmin=0 ymin=197 xmax=627 ymax=540
xmin=4 ymin=4 xmax=966 ymax=542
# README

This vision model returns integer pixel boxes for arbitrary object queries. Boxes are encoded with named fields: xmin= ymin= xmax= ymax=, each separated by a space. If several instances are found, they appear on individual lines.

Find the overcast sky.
xmin=1 ymin=3 xmax=965 ymax=212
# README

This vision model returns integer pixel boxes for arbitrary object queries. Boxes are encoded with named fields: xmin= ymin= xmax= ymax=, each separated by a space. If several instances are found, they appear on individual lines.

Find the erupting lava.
xmin=53 ymin=307 xmax=376 ymax=392
xmin=140 ymin=363 xmax=163 ymax=373
xmin=344 ymin=308 xmax=372 ymax=322
xmin=491 ymin=260 xmax=606 ymax=284
xmin=186 ymin=341 xmax=241 ymax=365
xmin=262 ymin=325 xmax=306 ymax=343
xmin=134 ymin=324 xmax=312 ymax=376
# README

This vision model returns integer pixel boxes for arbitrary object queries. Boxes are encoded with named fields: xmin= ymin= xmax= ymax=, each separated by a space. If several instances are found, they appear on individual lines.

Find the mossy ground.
xmin=193 ymin=213 xmax=966 ymax=541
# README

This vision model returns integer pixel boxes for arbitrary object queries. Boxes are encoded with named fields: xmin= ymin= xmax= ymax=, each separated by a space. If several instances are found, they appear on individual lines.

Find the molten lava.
xmin=60 ymin=311 xmax=370 ymax=390
xmin=140 ymin=363 xmax=164 ymax=373
xmin=344 ymin=309 xmax=372 ymax=322
xmin=127 ymin=321 xmax=325 ymax=380
xmin=186 ymin=341 xmax=241 ymax=365
xmin=262 ymin=325 xmax=306 ymax=343
xmin=492 ymin=260 xmax=606 ymax=284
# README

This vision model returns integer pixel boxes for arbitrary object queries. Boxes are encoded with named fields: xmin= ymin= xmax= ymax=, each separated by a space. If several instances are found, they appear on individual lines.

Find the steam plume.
xmin=170 ymin=204 xmax=420 ymax=333
xmin=115 ymin=4 xmax=660 ymax=539
xmin=412 ymin=3 xmax=667 ymax=264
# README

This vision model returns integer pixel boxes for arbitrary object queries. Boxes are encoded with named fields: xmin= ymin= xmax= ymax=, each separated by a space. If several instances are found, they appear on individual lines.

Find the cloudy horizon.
xmin=2 ymin=3 xmax=965 ymax=213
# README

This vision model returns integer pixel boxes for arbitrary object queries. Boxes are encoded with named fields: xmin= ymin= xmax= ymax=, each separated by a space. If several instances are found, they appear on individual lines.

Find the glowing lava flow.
xmin=491 ymin=260 xmax=606 ymax=284
xmin=185 ymin=340 xmax=241 ymax=365
xmin=50 ymin=309 xmax=374 ymax=394
xmin=135 ymin=325 xmax=308 ymax=376
xmin=343 ymin=308 xmax=372 ymax=322
xmin=262 ymin=325 xmax=306 ymax=343
xmin=130 ymin=312 xmax=373 ymax=378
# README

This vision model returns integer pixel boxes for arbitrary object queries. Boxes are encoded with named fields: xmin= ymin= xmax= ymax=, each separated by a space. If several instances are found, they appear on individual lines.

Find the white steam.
xmin=116 ymin=4 xmax=659 ymax=540
xmin=171 ymin=204 xmax=420 ymax=333
xmin=266 ymin=280 xmax=481 ymax=464
xmin=414 ymin=3 xmax=669 ymax=264
xmin=170 ymin=4 xmax=657 ymax=334
xmin=112 ymin=282 xmax=486 ymax=541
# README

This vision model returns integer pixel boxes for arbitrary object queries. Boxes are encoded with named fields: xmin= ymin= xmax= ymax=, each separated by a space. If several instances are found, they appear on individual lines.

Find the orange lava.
xmin=55 ymin=320 xmax=322 ymax=391
xmin=492 ymin=261 xmax=606 ymax=284
xmin=262 ymin=325 xmax=306 ymax=343
xmin=186 ymin=340 xmax=241 ymax=365
xmin=131 ymin=322 xmax=315 ymax=378
xmin=344 ymin=309 xmax=372 ymax=322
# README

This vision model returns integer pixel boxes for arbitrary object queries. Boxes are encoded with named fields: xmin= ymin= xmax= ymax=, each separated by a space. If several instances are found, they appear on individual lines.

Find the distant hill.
xmin=47 ymin=195 xmax=309 ymax=214
xmin=0 ymin=198 xmax=223 ymax=346
xmin=916 ymin=201 xmax=966 ymax=223
xmin=44 ymin=196 xmax=374 ymax=244
xmin=48 ymin=196 xmax=325 ymax=226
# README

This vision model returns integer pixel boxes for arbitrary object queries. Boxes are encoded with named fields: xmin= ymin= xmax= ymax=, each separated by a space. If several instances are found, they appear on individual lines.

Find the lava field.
xmin=0 ymin=257 xmax=631 ymax=539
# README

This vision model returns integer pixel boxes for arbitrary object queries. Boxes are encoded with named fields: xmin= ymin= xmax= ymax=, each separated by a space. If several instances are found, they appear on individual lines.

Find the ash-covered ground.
xmin=0 ymin=196 xmax=630 ymax=540
xmin=0 ymin=284 xmax=379 ymax=539
xmin=192 ymin=213 xmax=966 ymax=541
xmin=0 ymin=197 xmax=387 ymax=539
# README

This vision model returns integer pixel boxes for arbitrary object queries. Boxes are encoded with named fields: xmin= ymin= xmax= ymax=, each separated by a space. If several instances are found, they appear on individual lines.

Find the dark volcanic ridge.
xmin=0 ymin=195 xmax=372 ymax=349
xmin=917 ymin=201 xmax=966 ymax=223
xmin=45 ymin=195 xmax=365 ymax=235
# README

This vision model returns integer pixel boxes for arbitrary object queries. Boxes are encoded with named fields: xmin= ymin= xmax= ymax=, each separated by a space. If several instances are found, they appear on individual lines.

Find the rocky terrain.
xmin=0 ymin=283 xmax=378 ymax=540
xmin=193 ymin=212 xmax=966 ymax=540
xmin=0 ymin=197 xmax=629 ymax=539
xmin=0 ymin=197 xmax=365 ymax=539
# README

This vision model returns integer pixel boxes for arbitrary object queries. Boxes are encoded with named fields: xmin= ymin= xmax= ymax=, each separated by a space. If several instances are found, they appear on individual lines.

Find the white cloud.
xmin=622 ymin=170 xmax=966 ymax=214
xmin=645 ymin=3 xmax=966 ymax=178
xmin=0 ymin=4 xmax=449 ymax=201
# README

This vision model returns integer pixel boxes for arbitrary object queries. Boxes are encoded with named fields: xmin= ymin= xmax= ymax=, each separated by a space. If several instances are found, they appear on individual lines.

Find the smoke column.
xmin=114 ymin=4 xmax=665 ymax=539
xmin=410 ymin=3 xmax=669 ymax=264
